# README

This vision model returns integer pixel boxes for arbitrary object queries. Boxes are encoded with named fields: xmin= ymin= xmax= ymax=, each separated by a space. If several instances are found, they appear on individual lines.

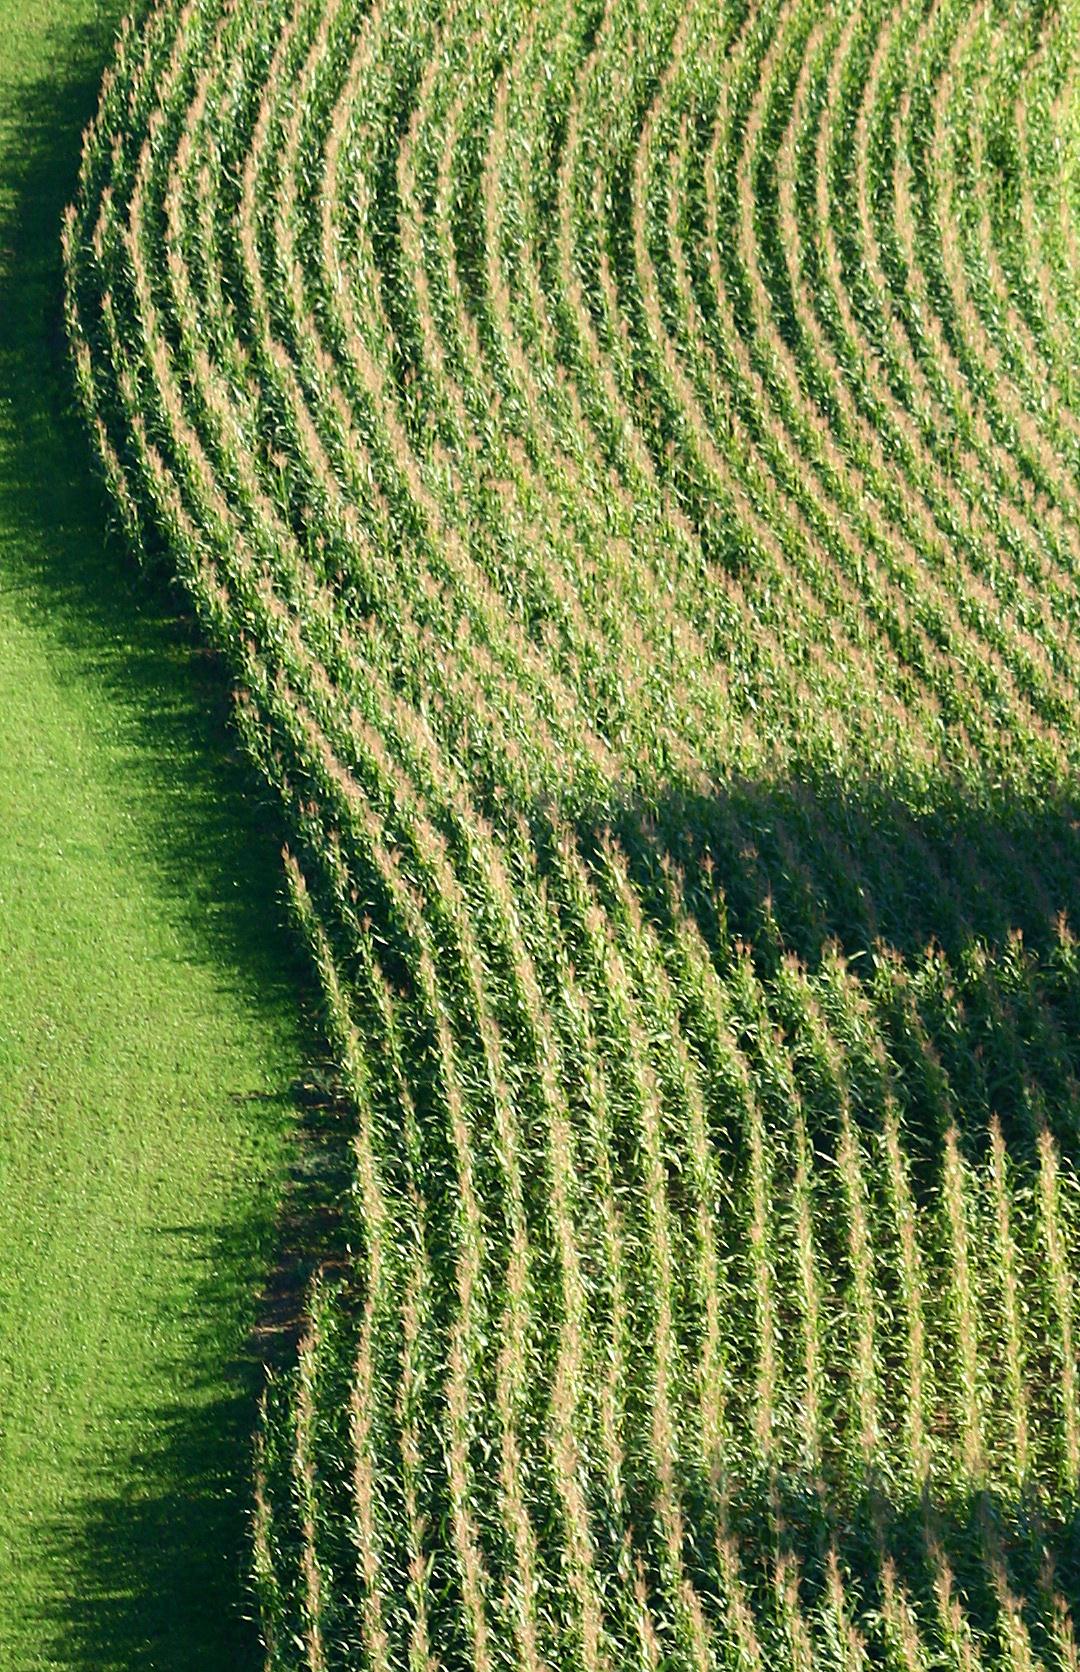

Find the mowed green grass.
xmin=0 ymin=2 xmax=307 ymax=1666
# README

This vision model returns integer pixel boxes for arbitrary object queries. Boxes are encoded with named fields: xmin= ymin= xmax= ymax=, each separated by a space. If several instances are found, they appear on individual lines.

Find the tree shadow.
xmin=22 ymin=1085 xmax=354 ymax=1672
xmin=0 ymin=12 xmax=331 ymax=1669
xmin=26 ymin=1205 xmax=288 ymax=1672
xmin=588 ymin=765 xmax=1080 ymax=973
xmin=540 ymin=766 xmax=1080 ymax=1186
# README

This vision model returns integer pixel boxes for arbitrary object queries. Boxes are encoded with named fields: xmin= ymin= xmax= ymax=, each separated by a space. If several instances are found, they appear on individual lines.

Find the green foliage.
xmin=66 ymin=0 xmax=1080 ymax=1664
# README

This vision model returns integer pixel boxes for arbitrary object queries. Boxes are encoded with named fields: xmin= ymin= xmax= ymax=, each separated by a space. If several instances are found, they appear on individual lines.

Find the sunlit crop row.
xmin=67 ymin=0 xmax=1080 ymax=1663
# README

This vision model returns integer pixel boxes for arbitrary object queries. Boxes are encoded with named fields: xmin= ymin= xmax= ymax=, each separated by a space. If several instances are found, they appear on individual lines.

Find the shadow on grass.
xmin=0 ymin=12 xmax=336 ymax=1669
xmin=23 ymin=1184 xmax=345 ymax=1672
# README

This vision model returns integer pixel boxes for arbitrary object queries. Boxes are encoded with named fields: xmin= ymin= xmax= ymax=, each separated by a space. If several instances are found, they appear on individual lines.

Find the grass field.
xmin=0 ymin=1 xmax=309 ymax=1665
xmin=63 ymin=0 xmax=1080 ymax=1665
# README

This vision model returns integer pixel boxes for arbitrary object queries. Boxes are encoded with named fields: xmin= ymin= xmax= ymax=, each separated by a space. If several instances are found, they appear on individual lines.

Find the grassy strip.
xmin=0 ymin=1 xmax=306 ymax=1664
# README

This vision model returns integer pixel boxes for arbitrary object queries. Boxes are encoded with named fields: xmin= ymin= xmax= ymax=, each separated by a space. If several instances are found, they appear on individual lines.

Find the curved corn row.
xmin=66 ymin=0 xmax=1080 ymax=1665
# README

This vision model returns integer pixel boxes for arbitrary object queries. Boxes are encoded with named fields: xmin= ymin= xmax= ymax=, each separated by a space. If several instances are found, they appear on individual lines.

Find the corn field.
xmin=65 ymin=0 xmax=1080 ymax=1662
